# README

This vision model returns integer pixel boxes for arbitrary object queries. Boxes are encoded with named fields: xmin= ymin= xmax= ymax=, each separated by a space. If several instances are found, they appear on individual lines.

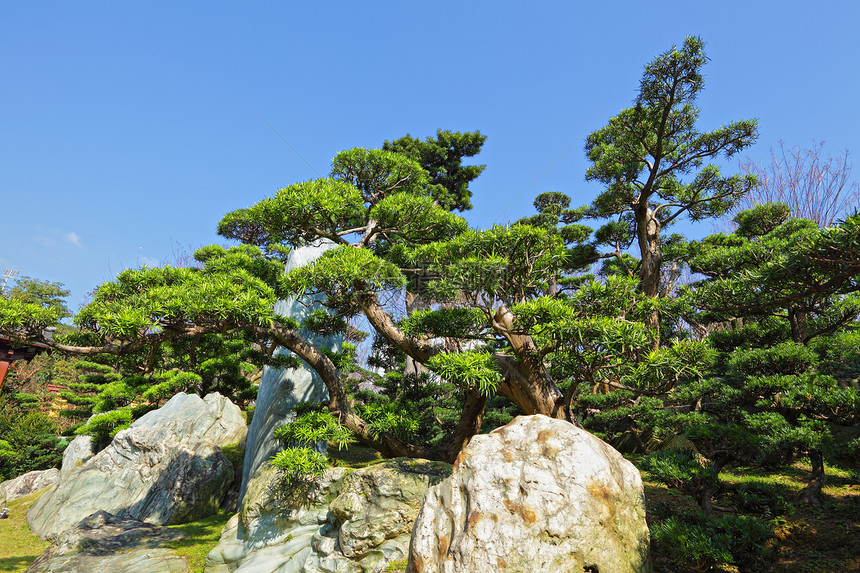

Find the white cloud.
xmin=139 ymin=256 xmax=160 ymax=268
xmin=64 ymin=232 xmax=82 ymax=247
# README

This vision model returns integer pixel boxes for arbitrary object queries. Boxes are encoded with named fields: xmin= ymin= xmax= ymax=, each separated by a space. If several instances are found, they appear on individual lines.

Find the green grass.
xmin=166 ymin=510 xmax=233 ymax=573
xmin=0 ymin=489 xmax=50 ymax=573
xmin=384 ymin=558 xmax=408 ymax=572
xmin=328 ymin=443 xmax=384 ymax=468
xmin=220 ymin=442 xmax=246 ymax=468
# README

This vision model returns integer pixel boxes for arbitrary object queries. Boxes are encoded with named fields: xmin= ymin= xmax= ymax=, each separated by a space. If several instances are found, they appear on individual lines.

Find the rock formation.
xmin=407 ymin=415 xmax=652 ymax=573
xmin=239 ymin=238 xmax=341 ymax=502
xmin=27 ymin=392 xmax=247 ymax=541
xmin=206 ymin=458 xmax=451 ymax=573
xmin=58 ymin=434 xmax=100 ymax=479
xmin=26 ymin=511 xmax=190 ymax=573
xmin=0 ymin=468 xmax=58 ymax=504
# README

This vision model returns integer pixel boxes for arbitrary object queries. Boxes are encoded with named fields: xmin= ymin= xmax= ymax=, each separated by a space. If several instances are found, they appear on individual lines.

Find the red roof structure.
xmin=0 ymin=335 xmax=51 ymax=390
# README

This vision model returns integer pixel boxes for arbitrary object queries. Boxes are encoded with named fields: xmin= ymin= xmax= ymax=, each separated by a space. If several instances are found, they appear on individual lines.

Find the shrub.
xmin=270 ymin=446 xmax=329 ymax=481
xmin=270 ymin=407 xmax=353 ymax=479
xmin=651 ymin=516 xmax=733 ymax=571
xmin=810 ymin=331 xmax=860 ymax=383
xmin=651 ymin=514 xmax=775 ymax=573
xmin=730 ymin=342 xmax=818 ymax=377
xmin=76 ymin=407 xmax=134 ymax=441
xmin=708 ymin=318 xmax=790 ymax=353
xmin=0 ymin=399 xmax=63 ymax=480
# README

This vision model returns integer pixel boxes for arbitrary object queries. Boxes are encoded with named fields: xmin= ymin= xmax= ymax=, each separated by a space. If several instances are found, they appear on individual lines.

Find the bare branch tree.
xmin=737 ymin=140 xmax=860 ymax=226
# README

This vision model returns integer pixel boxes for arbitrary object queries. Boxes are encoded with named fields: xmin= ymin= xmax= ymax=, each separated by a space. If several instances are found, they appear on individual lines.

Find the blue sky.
xmin=2 ymin=1 xmax=859 ymax=311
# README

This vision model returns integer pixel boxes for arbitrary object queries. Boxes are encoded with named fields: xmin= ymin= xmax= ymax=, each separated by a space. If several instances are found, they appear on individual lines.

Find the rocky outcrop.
xmin=129 ymin=391 xmax=247 ymax=446
xmin=26 ymin=510 xmax=190 ymax=573
xmin=240 ymin=239 xmax=342 ymax=502
xmin=59 ymin=434 xmax=100 ymax=479
xmin=0 ymin=469 xmax=59 ymax=503
xmin=407 ymin=415 xmax=652 ymax=573
xmin=206 ymin=458 xmax=451 ymax=573
xmin=27 ymin=392 xmax=247 ymax=541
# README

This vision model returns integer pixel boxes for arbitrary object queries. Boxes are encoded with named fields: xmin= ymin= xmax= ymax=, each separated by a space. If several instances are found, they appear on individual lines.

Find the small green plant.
xmin=270 ymin=407 xmax=353 ymax=480
xmin=273 ymin=409 xmax=353 ymax=449
xmin=651 ymin=513 xmax=775 ymax=572
xmin=384 ymin=558 xmax=408 ymax=572
xmin=357 ymin=402 xmax=420 ymax=441
xmin=642 ymin=449 xmax=725 ymax=514
xmin=270 ymin=446 xmax=329 ymax=480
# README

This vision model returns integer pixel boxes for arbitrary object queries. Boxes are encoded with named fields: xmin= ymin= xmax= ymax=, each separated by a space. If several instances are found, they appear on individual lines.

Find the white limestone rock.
xmin=407 ymin=415 xmax=652 ymax=573
xmin=59 ymin=435 xmax=100 ymax=479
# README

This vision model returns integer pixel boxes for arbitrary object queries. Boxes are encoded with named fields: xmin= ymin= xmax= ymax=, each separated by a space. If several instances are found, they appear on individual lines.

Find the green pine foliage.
xmin=425 ymin=351 xmax=501 ymax=397
xmin=273 ymin=408 xmax=353 ymax=450
xmin=0 ymin=398 xmax=64 ymax=481
xmin=270 ymin=406 xmax=353 ymax=479
xmin=651 ymin=513 xmax=774 ymax=572
xmin=269 ymin=446 xmax=329 ymax=480
xmin=77 ymin=407 xmax=136 ymax=441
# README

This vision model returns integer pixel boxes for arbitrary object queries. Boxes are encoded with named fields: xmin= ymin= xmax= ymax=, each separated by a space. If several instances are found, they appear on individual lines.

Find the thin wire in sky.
xmin=254 ymin=111 xmax=322 ymax=178
xmin=492 ymin=111 xmax=608 ymax=224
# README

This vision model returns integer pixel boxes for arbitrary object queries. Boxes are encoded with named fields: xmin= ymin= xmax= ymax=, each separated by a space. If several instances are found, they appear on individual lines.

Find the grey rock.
xmin=26 ymin=510 xmax=190 ymax=573
xmin=240 ymin=239 xmax=342 ymax=503
xmin=0 ymin=469 xmax=59 ymax=503
xmin=131 ymin=391 xmax=247 ymax=447
xmin=206 ymin=458 xmax=451 ymax=573
xmin=27 ymin=392 xmax=247 ymax=541
xmin=407 ymin=415 xmax=652 ymax=573
xmin=59 ymin=435 xmax=100 ymax=479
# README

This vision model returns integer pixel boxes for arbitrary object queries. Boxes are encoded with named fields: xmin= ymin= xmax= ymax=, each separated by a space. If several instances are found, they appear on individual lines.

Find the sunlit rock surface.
xmin=59 ymin=435 xmax=100 ymax=479
xmin=239 ymin=238 xmax=342 ymax=505
xmin=27 ymin=392 xmax=247 ymax=541
xmin=206 ymin=458 xmax=451 ymax=573
xmin=26 ymin=510 xmax=190 ymax=573
xmin=0 ymin=469 xmax=58 ymax=504
xmin=407 ymin=415 xmax=652 ymax=573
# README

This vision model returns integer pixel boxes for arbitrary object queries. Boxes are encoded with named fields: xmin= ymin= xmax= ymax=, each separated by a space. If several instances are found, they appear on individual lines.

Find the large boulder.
xmin=26 ymin=510 xmax=190 ymax=573
xmin=206 ymin=458 xmax=451 ymax=573
xmin=0 ymin=469 xmax=59 ymax=503
xmin=27 ymin=392 xmax=247 ymax=541
xmin=240 ymin=239 xmax=342 ymax=503
xmin=407 ymin=415 xmax=652 ymax=573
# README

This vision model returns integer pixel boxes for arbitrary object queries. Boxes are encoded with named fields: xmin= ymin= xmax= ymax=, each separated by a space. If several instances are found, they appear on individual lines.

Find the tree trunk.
xmin=789 ymin=308 xmax=809 ymax=344
xmin=439 ymin=390 xmax=487 ymax=462
xmin=797 ymin=448 xmax=826 ymax=505
xmin=262 ymin=322 xmax=484 ymax=464
xmin=491 ymin=306 xmax=570 ymax=421
xmin=403 ymin=292 xmax=429 ymax=378
xmin=358 ymin=293 xmax=436 ymax=363
xmin=635 ymin=207 xmax=662 ymax=297
xmin=635 ymin=206 xmax=662 ymax=345
xmin=361 ymin=293 xmax=572 ymax=422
